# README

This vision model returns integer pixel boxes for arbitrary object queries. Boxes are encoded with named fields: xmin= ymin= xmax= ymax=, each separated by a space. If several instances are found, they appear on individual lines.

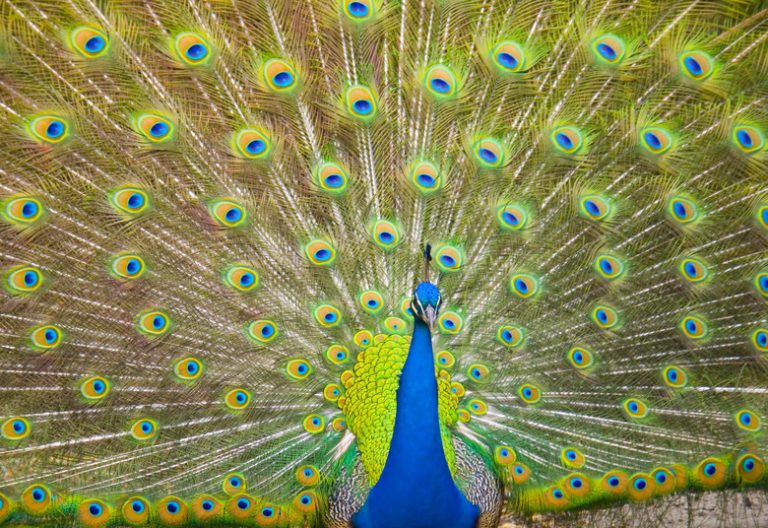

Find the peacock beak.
xmin=424 ymin=305 xmax=437 ymax=332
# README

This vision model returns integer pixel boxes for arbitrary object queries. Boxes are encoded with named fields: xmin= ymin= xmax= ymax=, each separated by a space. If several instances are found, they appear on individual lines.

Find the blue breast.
xmin=352 ymin=318 xmax=480 ymax=528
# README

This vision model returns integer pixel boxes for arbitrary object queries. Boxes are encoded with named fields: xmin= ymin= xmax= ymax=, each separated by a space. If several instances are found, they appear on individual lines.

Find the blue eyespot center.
xmin=21 ymin=201 xmax=38 ymax=218
xmin=166 ymin=501 xmax=179 ymax=514
xmin=597 ymin=43 xmax=616 ymax=60
xmin=684 ymin=56 xmax=703 ymax=76
xmin=417 ymin=173 xmax=436 ymax=187
xmin=634 ymin=479 xmax=646 ymax=490
xmin=668 ymin=370 xmax=678 ymax=382
xmin=126 ymin=259 xmax=141 ymax=275
xmin=514 ymin=279 xmax=528 ymax=293
xmin=685 ymin=319 xmax=697 ymax=334
xmin=314 ymin=249 xmax=330 ymax=261
xmin=585 ymin=200 xmax=600 ymax=216
xmin=743 ymin=458 xmax=756 ymax=471
xmin=152 ymin=315 xmax=166 ymax=330
xmin=89 ymin=503 xmax=102 ymax=516
xmin=149 ymin=122 xmax=169 ymax=137
xmin=740 ymin=412 xmax=752 ymax=426
xmin=324 ymin=174 xmax=343 ymax=188
xmin=186 ymin=43 xmax=208 ymax=61
xmin=502 ymin=211 xmax=519 ymax=225
xmin=236 ymin=392 xmax=246 ymax=404
xmin=656 ymin=472 xmax=666 ymax=483
xmin=608 ymin=477 xmax=620 ymax=487
xmin=12 ymin=420 xmax=25 ymax=433
xmin=553 ymin=489 xmax=563 ymax=499
xmin=478 ymin=148 xmax=498 ymax=163
xmin=127 ymin=193 xmax=145 ymax=209
xmin=301 ymin=495 xmax=311 ymax=505
xmin=312 ymin=418 xmax=320 ymax=426
xmin=684 ymin=262 xmax=696 ymax=277
xmin=141 ymin=421 xmax=152 ymax=433
xmin=46 ymin=121 xmax=64 ymax=138
xmin=353 ymin=100 xmax=372 ymax=115
xmin=596 ymin=309 xmax=608 ymax=323
xmin=571 ymin=478 xmax=582 ymax=488
xmin=430 ymin=78 xmax=451 ymax=93
xmin=367 ymin=299 xmax=378 ymax=307
xmin=202 ymin=500 xmax=213 ymax=511
xmin=736 ymin=129 xmax=752 ymax=148
xmin=379 ymin=231 xmax=394 ymax=243
xmin=502 ymin=330 xmax=512 ymax=341
xmin=262 ymin=507 xmax=274 ymax=517
xmin=24 ymin=271 xmax=38 ymax=286
xmin=573 ymin=352 xmax=583 ymax=363
xmin=673 ymin=201 xmax=687 ymax=218
xmin=273 ymin=71 xmax=294 ymax=87
xmin=556 ymin=133 xmax=573 ymax=149
xmin=348 ymin=1 xmax=369 ymax=17
xmin=32 ymin=488 xmax=45 ymax=502
xmin=599 ymin=258 xmax=613 ymax=274
xmin=131 ymin=500 xmax=144 ymax=513
xmin=497 ymin=52 xmax=518 ymax=69
xmin=237 ymin=499 xmax=249 ymax=510
xmin=85 ymin=35 xmax=105 ymax=53
xmin=261 ymin=325 xmax=274 ymax=337
xmin=246 ymin=139 xmax=266 ymax=155
xmin=93 ymin=380 xmax=105 ymax=393
xmin=757 ymin=331 xmax=767 ymax=347
xmin=440 ymin=255 xmax=456 ymax=267
xmin=225 ymin=208 xmax=242 ymax=222
xmin=644 ymin=132 xmax=662 ymax=150
xmin=704 ymin=463 xmax=716 ymax=476
xmin=523 ymin=388 xmax=532 ymax=398
xmin=44 ymin=329 xmax=57 ymax=343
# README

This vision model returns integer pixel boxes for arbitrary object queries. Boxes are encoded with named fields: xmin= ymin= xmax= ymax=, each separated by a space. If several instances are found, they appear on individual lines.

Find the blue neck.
xmin=352 ymin=319 xmax=479 ymax=528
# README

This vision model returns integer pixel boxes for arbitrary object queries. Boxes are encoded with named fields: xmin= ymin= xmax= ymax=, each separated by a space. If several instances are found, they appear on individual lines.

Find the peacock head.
xmin=411 ymin=282 xmax=442 ymax=330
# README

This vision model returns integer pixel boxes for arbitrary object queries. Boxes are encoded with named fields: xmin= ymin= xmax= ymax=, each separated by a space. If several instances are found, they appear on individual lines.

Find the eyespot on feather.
xmin=662 ymin=365 xmax=688 ymax=388
xmin=628 ymin=473 xmax=655 ymax=501
xmin=601 ymin=470 xmax=629 ymax=495
xmin=752 ymin=328 xmax=768 ymax=352
xmin=29 ymin=324 xmax=62 ymax=351
xmin=130 ymin=419 xmax=158 ymax=441
xmin=551 ymin=126 xmax=584 ymax=154
xmin=563 ymin=473 xmax=591 ymax=498
xmin=225 ymin=493 xmax=254 ymax=521
xmin=225 ymin=389 xmax=252 ymax=410
xmin=313 ymin=161 xmax=349 ymax=193
xmin=286 ymin=359 xmax=313 ymax=380
xmin=121 ymin=496 xmax=150 ymax=524
xmin=5 ymin=265 xmax=44 ymax=295
xmin=679 ymin=257 xmax=709 ymax=284
xmin=566 ymin=346 xmax=594 ymax=370
xmin=492 ymin=41 xmax=526 ymax=73
xmin=29 ymin=115 xmax=70 ymax=143
xmin=173 ymin=32 xmax=211 ymax=65
xmin=209 ymin=199 xmax=247 ymax=228
xmin=594 ymin=253 xmax=626 ymax=280
xmin=305 ymin=239 xmax=336 ymax=266
xmin=561 ymin=447 xmax=585 ymax=469
xmin=409 ymin=160 xmax=442 ymax=194
xmin=518 ymin=384 xmax=541 ymax=404
xmin=467 ymin=399 xmax=488 ymax=415
xmin=135 ymin=113 xmax=174 ymax=142
xmin=652 ymin=467 xmax=675 ymax=495
xmin=303 ymin=414 xmax=325 ymax=433
xmin=21 ymin=484 xmax=52 ymax=515
xmin=2 ymin=417 xmax=31 ymax=440
xmin=295 ymin=465 xmax=320 ymax=486
xmin=223 ymin=265 xmax=258 ymax=292
xmin=679 ymin=314 xmax=709 ymax=340
xmin=110 ymin=186 xmax=151 ymax=216
xmin=346 ymin=85 xmax=377 ymax=120
xmin=497 ymin=325 xmax=526 ymax=348
xmin=496 ymin=204 xmax=530 ymax=231
xmin=473 ymin=137 xmax=505 ymax=167
xmin=293 ymin=491 xmax=318 ymax=514
xmin=695 ymin=458 xmax=727 ymax=489
xmin=323 ymin=383 xmax=342 ymax=402
xmin=494 ymin=446 xmax=517 ymax=465
xmin=247 ymin=320 xmax=278 ymax=343
xmin=679 ymin=51 xmax=714 ymax=81
xmin=510 ymin=273 xmax=540 ymax=299
xmin=639 ymin=127 xmax=673 ymax=154
xmin=467 ymin=364 xmax=490 ymax=383
xmin=263 ymin=58 xmax=297 ymax=92
xmin=666 ymin=196 xmax=700 ymax=225
xmin=590 ymin=304 xmax=620 ymax=330
xmin=424 ymin=64 xmax=458 ymax=98
xmin=80 ymin=376 xmax=111 ymax=400
xmin=223 ymin=473 xmax=247 ymax=495
xmin=174 ymin=357 xmax=203 ymax=381
xmin=437 ymin=311 xmax=462 ymax=334
xmin=327 ymin=344 xmax=350 ymax=363
xmin=435 ymin=350 xmax=455 ymax=368
xmin=753 ymin=271 xmax=768 ymax=298
xmin=511 ymin=463 xmax=531 ymax=485
xmin=156 ymin=496 xmax=187 ymax=525
xmin=234 ymin=128 xmax=271 ymax=159
xmin=359 ymin=290 xmax=385 ymax=314
xmin=732 ymin=125 xmax=765 ymax=154
xmin=623 ymin=398 xmax=649 ymax=419
xmin=735 ymin=454 xmax=764 ymax=485
xmin=191 ymin=495 xmax=221 ymax=521
xmin=579 ymin=194 xmax=612 ymax=221
xmin=735 ymin=409 xmax=761 ymax=432
xmin=343 ymin=0 xmax=375 ymax=22
xmin=384 ymin=316 xmax=407 ymax=334
xmin=70 ymin=26 xmax=109 ymax=58
xmin=2 ymin=196 xmax=45 ymax=227
xmin=314 ymin=305 xmax=342 ymax=327
xmin=110 ymin=254 xmax=146 ymax=280
xmin=136 ymin=309 xmax=171 ymax=336
xmin=77 ymin=499 xmax=110 ymax=527
xmin=591 ymin=34 xmax=625 ymax=64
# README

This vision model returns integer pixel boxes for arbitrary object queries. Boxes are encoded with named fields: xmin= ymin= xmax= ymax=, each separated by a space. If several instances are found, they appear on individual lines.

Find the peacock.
xmin=1 ymin=0 xmax=767 ymax=526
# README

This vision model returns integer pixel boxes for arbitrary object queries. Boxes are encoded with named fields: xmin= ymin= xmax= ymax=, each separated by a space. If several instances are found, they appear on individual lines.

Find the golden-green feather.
xmin=1 ymin=0 xmax=767 ymax=526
